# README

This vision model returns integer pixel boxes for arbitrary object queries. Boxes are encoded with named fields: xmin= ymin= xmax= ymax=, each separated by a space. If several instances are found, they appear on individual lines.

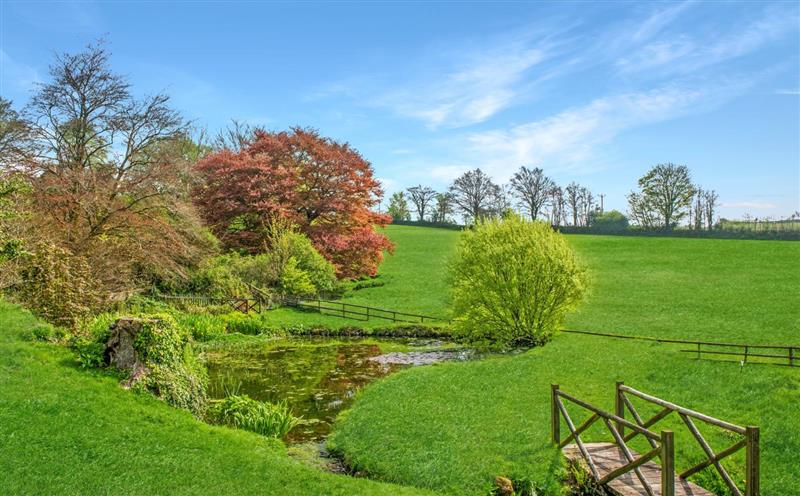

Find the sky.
xmin=1 ymin=1 xmax=798 ymax=219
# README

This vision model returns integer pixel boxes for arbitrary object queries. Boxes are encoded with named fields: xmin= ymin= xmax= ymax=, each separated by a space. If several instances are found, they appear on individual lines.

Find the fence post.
xmin=551 ymin=384 xmax=560 ymax=445
xmin=661 ymin=430 xmax=675 ymax=496
xmin=615 ymin=381 xmax=625 ymax=438
xmin=746 ymin=426 xmax=760 ymax=496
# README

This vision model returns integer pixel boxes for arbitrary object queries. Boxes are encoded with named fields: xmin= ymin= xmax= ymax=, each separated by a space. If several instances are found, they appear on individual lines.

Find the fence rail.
xmin=280 ymin=295 xmax=443 ymax=324
xmin=564 ymin=329 xmax=799 ymax=367
xmin=552 ymin=383 xmax=760 ymax=496
xmin=155 ymin=294 xmax=262 ymax=314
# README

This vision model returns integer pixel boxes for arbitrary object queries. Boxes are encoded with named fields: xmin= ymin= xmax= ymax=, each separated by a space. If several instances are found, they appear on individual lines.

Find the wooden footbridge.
xmin=551 ymin=382 xmax=760 ymax=496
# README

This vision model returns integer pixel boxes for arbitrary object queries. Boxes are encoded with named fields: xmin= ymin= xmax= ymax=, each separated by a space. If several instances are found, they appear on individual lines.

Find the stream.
xmin=205 ymin=337 xmax=477 ymax=443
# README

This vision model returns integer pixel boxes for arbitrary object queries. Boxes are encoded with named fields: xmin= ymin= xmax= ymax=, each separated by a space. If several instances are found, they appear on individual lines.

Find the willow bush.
xmin=450 ymin=214 xmax=587 ymax=347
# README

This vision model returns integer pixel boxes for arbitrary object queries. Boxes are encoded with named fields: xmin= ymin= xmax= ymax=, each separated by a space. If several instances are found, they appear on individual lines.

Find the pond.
xmin=204 ymin=337 xmax=476 ymax=443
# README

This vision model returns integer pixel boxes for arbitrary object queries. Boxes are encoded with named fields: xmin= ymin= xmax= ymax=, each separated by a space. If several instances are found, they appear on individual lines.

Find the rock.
xmin=104 ymin=318 xmax=151 ymax=387
xmin=494 ymin=476 xmax=515 ymax=496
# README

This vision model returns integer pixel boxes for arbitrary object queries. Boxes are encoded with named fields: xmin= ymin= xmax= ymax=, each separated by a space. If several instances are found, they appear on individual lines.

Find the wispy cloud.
xmin=460 ymin=81 xmax=749 ymax=182
xmin=617 ymin=4 xmax=799 ymax=75
xmin=377 ymin=37 xmax=554 ymax=129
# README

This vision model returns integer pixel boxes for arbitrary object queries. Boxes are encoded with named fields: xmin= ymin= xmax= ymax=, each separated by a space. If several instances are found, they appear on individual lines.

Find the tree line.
xmin=389 ymin=163 xmax=720 ymax=232
xmin=389 ymin=167 xmax=599 ymax=227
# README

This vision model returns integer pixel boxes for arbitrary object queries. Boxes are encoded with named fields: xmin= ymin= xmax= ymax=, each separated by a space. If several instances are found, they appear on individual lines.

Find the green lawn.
xmin=296 ymin=226 xmax=799 ymax=345
xmin=324 ymin=226 xmax=800 ymax=495
xmin=0 ymin=301 xmax=432 ymax=496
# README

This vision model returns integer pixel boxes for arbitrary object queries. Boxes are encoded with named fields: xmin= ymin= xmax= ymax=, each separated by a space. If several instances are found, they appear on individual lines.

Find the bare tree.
xmin=565 ymin=182 xmax=581 ymax=226
xmin=449 ymin=168 xmax=501 ymax=223
xmin=692 ymin=189 xmax=704 ymax=230
xmin=405 ymin=185 xmax=437 ymax=221
xmin=510 ymin=166 xmax=554 ymax=220
xmin=579 ymin=187 xmax=594 ymax=226
xmin=703 ymin=189 xmax=719 ymax=230
xmin=213 ymin=119 xmax=255 ymax=152
xmin=549 ymin=186 xmax=566 ymax=226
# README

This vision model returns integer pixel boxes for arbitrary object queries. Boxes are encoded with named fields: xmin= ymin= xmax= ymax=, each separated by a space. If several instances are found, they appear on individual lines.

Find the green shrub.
xmin=220 ymin=312 xmax=267 ymax=335
xmin=207 ymin=394 xmax=300 ymax=438
xmin=450 ymin=214 xmax=587 ymax=347
xmin=174 ymin=313 xmax=227 ymax=342
xmin=588 ymin=209 xmax=629 ymax=231
xmin=74 ymin=339 xmax=106 ymax=368
xmin=15 ymin=242 xmax=102 ymax=328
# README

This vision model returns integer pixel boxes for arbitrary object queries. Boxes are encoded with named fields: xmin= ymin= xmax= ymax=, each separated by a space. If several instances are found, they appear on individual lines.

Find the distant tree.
xmin=691 ymin=189 xmax=704 ymax=230
xmin=195 ymin=127 xmax=394 ymax=278
xmin=432 ymin=192 xmax=455 ymax=224
xmin=589 ymin=210 xmax=629 ymax=231
xmin=703 ymin=189 xmax=719 ymax=230
xmin=450 ymin=214 xmax=587 ymax=347
xmin=387 ymin=191 xmax=411 ymax=222
xmin=628 ymin=163 xmax=696 ymax=229
xmin=549 ymin=186 xmax=566 ymax=226
xmin=626 ymin=191 xmax=657 ymax=228
xmin=579 ymin=187 xmax=594 ymax=226
xmin=405 ymin=185 xmax=437 ymax=221
xmin=565 ymin=182 xmax=582 ymax=226
xmin=509 ymin=166 xmax=554 ymax=220
xmin=449 ymin=168 xmax=501 ymax=223
xmin=213 ymin=119 xmax=255 ymax=152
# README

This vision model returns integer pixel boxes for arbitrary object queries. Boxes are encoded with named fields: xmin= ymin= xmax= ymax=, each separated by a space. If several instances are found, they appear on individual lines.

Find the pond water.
xmin=205 ymin=337 xmax=475 ymax=443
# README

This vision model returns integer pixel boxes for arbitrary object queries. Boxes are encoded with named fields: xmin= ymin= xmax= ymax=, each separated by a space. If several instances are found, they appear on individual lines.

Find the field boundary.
xmin=563 ymin=329 xmax=799 ymax=367
xmin=280 ymin=295 xmax=445 ymax=324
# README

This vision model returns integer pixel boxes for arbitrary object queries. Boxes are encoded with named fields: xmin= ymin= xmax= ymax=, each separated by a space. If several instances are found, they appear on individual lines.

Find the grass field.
xmin=0 ymin=301 xmax=432 ymax=496
xmin=1 ymin=225 xmax=797 ymax=495
xmin=323 ymin=225 xmax=800 ymax=494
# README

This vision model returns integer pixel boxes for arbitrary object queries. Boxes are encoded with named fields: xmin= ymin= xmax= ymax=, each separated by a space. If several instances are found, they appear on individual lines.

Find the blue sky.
xmin=2 ymin=1 xmax=798 ymax=219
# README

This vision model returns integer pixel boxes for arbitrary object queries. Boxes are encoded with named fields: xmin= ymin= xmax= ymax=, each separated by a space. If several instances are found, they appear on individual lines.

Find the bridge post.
xmin=551 ymin=384 xmax=560 ymax=445
xmin=615 ymin=381 xmax=625 ymax=438
xmin=661 ymin=430 xmax=675 ymax=496
xmin=746 ymin=426 xmax=760 ymax=496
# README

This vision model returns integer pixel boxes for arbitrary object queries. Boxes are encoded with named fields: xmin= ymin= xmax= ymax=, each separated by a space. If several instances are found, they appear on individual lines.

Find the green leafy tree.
xmin=589 ymin=210 xmax=629 ymax=231
xmin=450 ymin=214 xmax=587 ymax=346
xmin=387 ymin=191 xmax=411 ymax=221
xmin=628 ymin=163 xmax=696 ymax=229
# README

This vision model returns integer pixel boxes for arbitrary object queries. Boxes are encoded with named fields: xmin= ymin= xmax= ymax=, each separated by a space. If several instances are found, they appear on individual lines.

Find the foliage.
xmin=388 ymin=191 xmax=411 ymax=221
xmin=194 ymin=127 xmax=394 ymax=278
xmin=173 ymin=312 xmax=227 ymax=342
xmin=219 ymin=312 xmax=269 ymax=335
xmin=627 ymin=163 xmax=696 ymax=229
xmin=1 ymin=43 xmax=213 ymax=305
xmin=15 ymin=242 xmax=102 ymax=328
xmin=405 ymin=185 xmax=437 ymax=221
xmin=587 ymin=210 xmax=629 ymax=231
xmin=450 ymin=215 xmax=587 ymax=346
xmin=207 ymin=394 xmax=301 ymax=439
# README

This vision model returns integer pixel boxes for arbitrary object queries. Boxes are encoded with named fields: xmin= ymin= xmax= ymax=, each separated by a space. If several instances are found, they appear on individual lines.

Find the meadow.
xmin=1 ymin=225 xmax=797 ymax=495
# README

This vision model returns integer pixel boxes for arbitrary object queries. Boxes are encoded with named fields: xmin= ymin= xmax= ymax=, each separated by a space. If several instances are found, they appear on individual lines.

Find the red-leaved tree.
xmin=194 ymin=127 xmax=393 ymax=278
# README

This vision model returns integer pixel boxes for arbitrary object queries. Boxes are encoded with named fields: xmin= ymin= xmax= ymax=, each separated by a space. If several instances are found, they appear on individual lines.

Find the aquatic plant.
xmin=207 ymin=394 xmax=300 ymax=439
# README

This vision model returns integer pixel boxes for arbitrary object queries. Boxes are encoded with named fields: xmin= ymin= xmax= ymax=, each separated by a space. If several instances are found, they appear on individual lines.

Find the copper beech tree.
xmin=194 ymin=127 xmax=393 ymax=278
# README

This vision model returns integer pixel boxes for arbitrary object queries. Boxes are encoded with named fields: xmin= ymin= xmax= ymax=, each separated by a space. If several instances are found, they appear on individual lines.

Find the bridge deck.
xmin=563 ymin=443 xmax=713 ymax=496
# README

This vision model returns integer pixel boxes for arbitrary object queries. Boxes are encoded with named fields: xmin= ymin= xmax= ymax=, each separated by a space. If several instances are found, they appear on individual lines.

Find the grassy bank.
xmin=0 ymin=300 xmax=432 ymax=496
xmin=330 ymin=332 xmax=800 ymax=495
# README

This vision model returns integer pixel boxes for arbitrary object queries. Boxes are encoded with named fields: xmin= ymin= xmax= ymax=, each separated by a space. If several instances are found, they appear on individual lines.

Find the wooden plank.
xmin=563 ymin=443 xmax=714 ymax=496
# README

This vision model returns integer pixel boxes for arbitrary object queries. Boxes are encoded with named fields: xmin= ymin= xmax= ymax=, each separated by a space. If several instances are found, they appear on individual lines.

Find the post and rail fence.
xmin=279 ymin=295 xmax=444 ymax=324
xmin=552 ymin=382 xmax=759 ymax=496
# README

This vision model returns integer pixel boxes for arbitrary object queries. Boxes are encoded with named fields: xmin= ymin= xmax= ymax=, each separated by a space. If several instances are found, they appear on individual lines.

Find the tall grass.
xmin=208 ymin=394 xmax=301 ymax=439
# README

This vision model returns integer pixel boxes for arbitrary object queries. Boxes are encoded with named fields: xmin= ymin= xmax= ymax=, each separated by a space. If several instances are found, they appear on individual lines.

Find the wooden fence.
xmin=155 ymin=294 xmax=262 ymax=314
xmin=563 ymin=329 xmax=798 ymax=367
xmin=552 ymin=382 xmax=760 ymax=496
xmin=280 ymin=295 xmax=443 ymax=324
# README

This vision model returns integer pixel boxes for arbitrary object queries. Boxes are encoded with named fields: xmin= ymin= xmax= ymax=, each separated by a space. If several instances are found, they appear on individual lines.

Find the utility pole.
xmin=599 ymin=194 xmax=605 ymax=214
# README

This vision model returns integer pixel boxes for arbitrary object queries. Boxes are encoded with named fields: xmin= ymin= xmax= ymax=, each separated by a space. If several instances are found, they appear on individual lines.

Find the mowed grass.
xmin=329 ymin=333 xmax=800 ymax=495
xmin=327 ymin=225 xmax=800 ymax=494
xmin=0 ymin=301 xmax=433 ymax=496
xmin=295 ymin=225 xmax=799 ymax=344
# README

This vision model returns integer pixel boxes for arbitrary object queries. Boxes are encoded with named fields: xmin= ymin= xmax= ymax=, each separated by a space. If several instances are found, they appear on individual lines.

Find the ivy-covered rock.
xmin=102 ymin=315 xmax=207 ymax=416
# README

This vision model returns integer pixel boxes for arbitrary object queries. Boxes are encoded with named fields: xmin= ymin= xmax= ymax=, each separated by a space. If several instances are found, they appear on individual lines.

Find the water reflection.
xmin=206 ymin=338 xmax=459 ymax=443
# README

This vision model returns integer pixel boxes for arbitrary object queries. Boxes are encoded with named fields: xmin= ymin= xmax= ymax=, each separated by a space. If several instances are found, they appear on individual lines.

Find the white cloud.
xmin=379 ymin=41 xmax=550 ymax=129
xmin=774 ymin=89 xmax=800 ymax=95
xmin=461 ymin=84 xmax=736 ymax=182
